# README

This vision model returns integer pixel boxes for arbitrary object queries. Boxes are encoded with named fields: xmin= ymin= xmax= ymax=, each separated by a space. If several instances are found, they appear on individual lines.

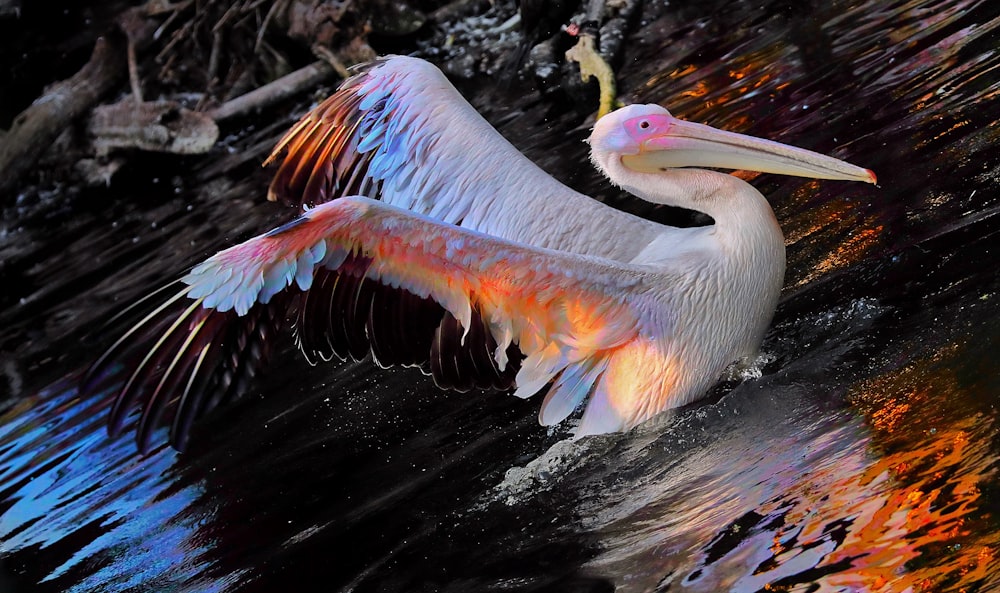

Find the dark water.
xmin=2 ymin=0 xmax=1000 ymax=591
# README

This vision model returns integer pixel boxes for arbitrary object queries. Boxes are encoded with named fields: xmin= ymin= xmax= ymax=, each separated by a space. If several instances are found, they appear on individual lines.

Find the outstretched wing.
xmin=180 ymin=197 xmax=676 ymax=438
xmin=80 ymin=56 xmax=555 ymax=453
xmin=264 ymin=55 xmax=551 ymax=230
xmin=86 ymin=197 xmax=678 ymax=451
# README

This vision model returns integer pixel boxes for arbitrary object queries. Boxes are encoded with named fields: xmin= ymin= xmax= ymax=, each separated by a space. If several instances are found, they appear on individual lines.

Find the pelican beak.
xmin=621 ymin=113 xmax=876 ymax=184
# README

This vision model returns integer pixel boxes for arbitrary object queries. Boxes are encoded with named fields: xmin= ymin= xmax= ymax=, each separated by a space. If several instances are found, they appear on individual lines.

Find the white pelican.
xmin=84 ymin=56 xmax=875 ymax=452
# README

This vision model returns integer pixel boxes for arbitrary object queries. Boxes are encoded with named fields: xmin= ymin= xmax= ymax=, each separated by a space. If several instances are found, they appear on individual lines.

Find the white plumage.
xmin=85 ymin=56 xmax=875 ymax=451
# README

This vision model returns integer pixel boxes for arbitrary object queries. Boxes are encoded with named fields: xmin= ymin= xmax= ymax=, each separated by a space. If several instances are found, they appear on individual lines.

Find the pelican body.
xmin=85 ymin=56 xmax=875 ymax=451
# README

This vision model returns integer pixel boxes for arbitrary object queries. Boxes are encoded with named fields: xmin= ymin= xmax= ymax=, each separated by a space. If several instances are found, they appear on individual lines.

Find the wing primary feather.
xmin=465 ymin=311 xmax=497 ymax=386
xmin=324 ymin=271 xmax=352 ymax=361
xmin=314 ymin=272 xmax=341 ymax=362
xmin=437 ymin=314 xmax=461 ymax=389
xmin=297 ymin=270 xmax=334 ymax=363
xmin=283 ymin=119 xmax=325 ymax=169
xmin=83 ymin=283 xmax=192 ymax=391
xmin=430 ymin=313 xmax=473 ymax=392
xmin=218 ymin=308 xmax=264 ymax=409
xmin=457 ymin=309 xmax=487 ymax=386
xmin=97 ymin=279 xmax=188 ymax=330
xmin=332 ymin=257 xmax=374 ymax=362
xmin=97 ymin=279 xmax=291 ymax=451
xmin=108 ymin=297 xmax=205 ymax=437
xmin=442 ymin=314 xmax=466 ymax=390
xmin=288 ymin=122 xmax=338 ymax=206
xmin=136 ymin=311 xmax=213 ymax=453
xmin=475 ymin=314 xmax=510 ymax=390
xmin=303 ymin=124 xmax=352 ymax=203
xmin=200 ymin=363 xmax=233 ymax=421
xmin=393 ymin=290 xmax=419 ymax=367
xmin=341 ymin=153 xmax=373 ymax=198
xmin=266 ymin=85 xmax=370 ymax=207
xmin=337 ymin=271 xmax=362 ymax=359
xmin=394 ymin=289 xmax=436 ymax=369
xmin=366 ymin=283 xmax=394 ymax=368
xmin=228 ymin=295 xmax=286 ymax=412
xmin=430 ymin=318 xmax=447 ymax=388
xmin=176 ymin=330 xmax=233 ymax=438
xmin=295 ymin=282 xmax=319 ymax=366
xmin=349 ymin=277 xmax=376 ymax=361
xmin=379 ymin=286 xmax=405 ymax=366
xmin=221 ymin=339 xmax=258 ymax=407
xmin=332 ymin=117 xmax=368 ymax=189
xmin=266 ymin=116 xmax=314 ymax=166
xmin=169 ymin=340 xmax=213 ymax=451
xmin=451 ymin=319 xmax=476 ymax=392
xmin=268 ymin=119 xmax=324 ymax=204
xmin=165 ymin=294 xmax=277 ymax=451
xmin=197 ymin=310 xmax=253 ymax=418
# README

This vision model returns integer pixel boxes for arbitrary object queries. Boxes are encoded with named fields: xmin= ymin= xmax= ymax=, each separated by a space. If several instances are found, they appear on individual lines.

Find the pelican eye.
xmin=639 ymin=120 xmax=650 ymax=129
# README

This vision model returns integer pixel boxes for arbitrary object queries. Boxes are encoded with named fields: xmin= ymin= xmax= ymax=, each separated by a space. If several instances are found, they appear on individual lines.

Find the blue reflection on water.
xmin=0 ymin=379 xmax=246 ymax=592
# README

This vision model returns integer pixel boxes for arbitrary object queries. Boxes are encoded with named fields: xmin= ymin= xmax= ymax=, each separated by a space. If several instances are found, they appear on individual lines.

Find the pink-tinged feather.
xmin=174 ymin=196 xmax=667 ymax=433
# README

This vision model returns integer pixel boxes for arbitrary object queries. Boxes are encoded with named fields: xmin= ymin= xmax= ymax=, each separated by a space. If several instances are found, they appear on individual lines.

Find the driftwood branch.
xmin=208 ymin=60 xmax=337 ymax=122
xmin=0 ymin=36 xmax=126 ymax=197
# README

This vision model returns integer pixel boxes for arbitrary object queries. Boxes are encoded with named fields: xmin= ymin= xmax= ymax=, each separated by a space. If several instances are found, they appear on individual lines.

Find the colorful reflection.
xmin=2 ymin=0 xmax=999 ymax=590
xmin=585 ymin=338 xmax=998 ymax=592
xmin=0 ymin=380 xmax=246 ymax=592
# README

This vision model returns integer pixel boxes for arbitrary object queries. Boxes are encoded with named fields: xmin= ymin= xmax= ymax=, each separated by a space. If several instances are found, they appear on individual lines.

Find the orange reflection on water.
xmin=586 ymin=340 xmax=997 ymax=592
xmin=701 ymin=346 xmax=994 ymax=591
xmin=799 ymin=223 xmax=884 ymax=288
xmin=780 ymin=185 xmax=886 ymax=288
xmin=816 ymin=419 xmax=991 ymax=591
xmin=679 ymin=80 xmax=711 ymax=101
xmin=652 ymin=48 xmax=787 ymax=123
xmin=828 ymin=347 xmax=1000 ymax=591
xmin=917 ymin=117 xmax=972 ymax=150
xmin=782 ymin=184 xmax=848 ymax=245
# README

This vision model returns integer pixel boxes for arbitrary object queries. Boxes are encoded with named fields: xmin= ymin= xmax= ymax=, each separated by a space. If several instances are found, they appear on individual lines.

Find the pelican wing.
xmin=185 ymin=198 xmax=675 ymax=434
xmin=91 ymin=197 xmax=678 ymax=450
xmin=265 ymin=56 xmax=542 ymax=229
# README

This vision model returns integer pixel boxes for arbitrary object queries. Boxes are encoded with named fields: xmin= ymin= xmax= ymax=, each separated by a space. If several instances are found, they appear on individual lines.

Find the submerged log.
xmin=0 ymin=36 xmax=126 ymax=197
xmin=88 ymin=99 xmax=219 ymax=155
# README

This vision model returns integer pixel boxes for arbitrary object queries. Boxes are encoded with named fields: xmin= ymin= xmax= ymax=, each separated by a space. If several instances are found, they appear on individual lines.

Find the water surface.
xmin=2 ymin=0 xmax=999 ymax=591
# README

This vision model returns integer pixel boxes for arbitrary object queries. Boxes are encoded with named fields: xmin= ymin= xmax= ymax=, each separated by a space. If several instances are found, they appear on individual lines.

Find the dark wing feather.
xmin=265 ymin=62 xmax=379 ymax=208
xmin=83 ymin=290 xmax=290 ymax=453
xmin=87 ymin=269 xmax=522 ymax=452
xmin=294 ymin=255 xmax=522 ymax=387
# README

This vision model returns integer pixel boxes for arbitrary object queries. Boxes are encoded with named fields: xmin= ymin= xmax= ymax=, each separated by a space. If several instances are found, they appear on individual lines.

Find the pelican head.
xmin=589 ymin=104 xmax=877 ymax=185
